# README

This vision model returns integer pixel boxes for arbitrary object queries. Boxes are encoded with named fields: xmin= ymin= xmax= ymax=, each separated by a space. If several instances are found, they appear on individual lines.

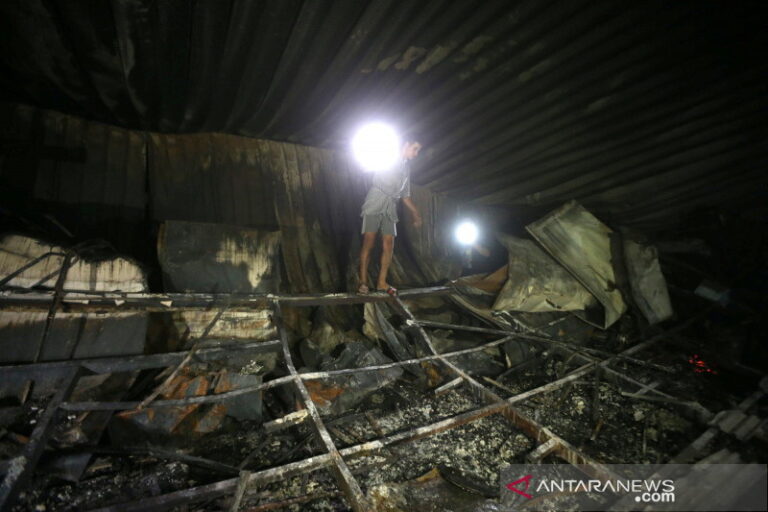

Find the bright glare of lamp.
xmin=351 ymin=122 xmax=401 ymax=172
xmin=455 ymin=221 xmax=478 ymax=246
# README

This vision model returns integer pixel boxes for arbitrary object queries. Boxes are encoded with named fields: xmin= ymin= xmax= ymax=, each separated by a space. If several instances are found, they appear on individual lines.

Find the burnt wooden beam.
xmin=19 ymin=255 xmax=73 ymax=403
xmin=0 ymin=367 xmax=80 ymax=509
xmin=271 ymin=300 xmax=370 ymax=512
xmin=0 ymin=340 xmax=281 ymax=384
xmin=0 ymin=286 xmax=452 ymax=312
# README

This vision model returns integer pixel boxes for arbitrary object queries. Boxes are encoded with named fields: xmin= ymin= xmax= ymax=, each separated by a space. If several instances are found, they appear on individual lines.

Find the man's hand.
xmin=402 ymin=197 xmax=422 ymax=228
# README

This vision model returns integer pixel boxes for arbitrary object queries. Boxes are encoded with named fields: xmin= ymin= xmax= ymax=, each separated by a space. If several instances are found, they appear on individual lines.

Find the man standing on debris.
xmin=358 ymin=139 xmax=423 ymax=296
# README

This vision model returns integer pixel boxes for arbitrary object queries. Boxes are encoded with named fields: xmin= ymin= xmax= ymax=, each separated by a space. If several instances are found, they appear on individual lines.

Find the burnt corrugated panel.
xmin=268 ymin=139 xmax=350 ymax=293
xmin=148 ymin=134 xmax=367 ymax=293
xmin=148 ymin=133 xmax=278 ymax=229
xmin=0 ymin=102 xmax=463 ymax=297
xmin=1 ymin=0 xmax=765 ymax=232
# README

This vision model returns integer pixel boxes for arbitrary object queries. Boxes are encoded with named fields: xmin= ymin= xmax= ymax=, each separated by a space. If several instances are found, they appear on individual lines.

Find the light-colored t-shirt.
xmin=360 ymin=160 xmax=411 ymax=222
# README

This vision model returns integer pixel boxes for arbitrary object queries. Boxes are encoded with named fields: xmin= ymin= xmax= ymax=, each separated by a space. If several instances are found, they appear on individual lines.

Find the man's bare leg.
xmin=358 ymin=232 xmax=377 ymax=291
xmin=377 ymin=234 xmax=395 ymax=290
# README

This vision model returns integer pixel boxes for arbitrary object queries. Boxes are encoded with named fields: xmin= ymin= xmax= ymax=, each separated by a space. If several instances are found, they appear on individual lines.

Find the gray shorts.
xmin=361 ymin=214 xmax=397 ymax=236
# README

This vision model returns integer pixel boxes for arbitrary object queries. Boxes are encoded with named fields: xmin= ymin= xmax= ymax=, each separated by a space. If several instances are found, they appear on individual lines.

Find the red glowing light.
xmin=687 ymin=354 xmax=718 ymax=375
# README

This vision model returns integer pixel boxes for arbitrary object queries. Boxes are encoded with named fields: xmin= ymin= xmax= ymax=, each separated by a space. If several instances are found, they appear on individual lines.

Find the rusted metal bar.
xmin=419 ymin=318 xmax=706 ymax=415
xmin=420 ymin=319 xmax=607 ymax=363
xmin=271 ymin=300 xmax=370 ymax=512
xmin=482 ymin=376 xmax=517 ymax=395
xmin=60 ymin=335 xmax=515 ymax=412
xmin=0 ymin=286 xmax=451 ymax=312
xmin=363 ymin=411 xmax=405 ymax=463
xmin=418 ymin=319 xmax=674 ymax=372
xmin=0 ymin=367 xmax=80 ymax=509
xmin=20 ymin=253 xmax=73 ymax=403
xmin=296 ymin=334 xmax=513 ymax=380
xmin=0 ymin=340 xmax=281 ymax=384
xmin=32 ymin=253 xmax=72 ymax=364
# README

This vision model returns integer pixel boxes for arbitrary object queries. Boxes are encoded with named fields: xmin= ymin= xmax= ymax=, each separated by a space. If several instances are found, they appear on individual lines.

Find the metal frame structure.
xmin=0 ymin=286 xmax=747 ymax=511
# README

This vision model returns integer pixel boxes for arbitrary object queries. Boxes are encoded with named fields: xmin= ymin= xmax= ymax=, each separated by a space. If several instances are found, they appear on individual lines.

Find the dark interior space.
xmin=0 ymin=1 xmax=767 ymax=511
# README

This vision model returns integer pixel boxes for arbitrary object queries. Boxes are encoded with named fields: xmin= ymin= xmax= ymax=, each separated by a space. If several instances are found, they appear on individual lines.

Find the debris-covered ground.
xmin=7 ymin=326 xmax=766 ymax=512
xmin=3 ymin=281 xmax=767 ymax=512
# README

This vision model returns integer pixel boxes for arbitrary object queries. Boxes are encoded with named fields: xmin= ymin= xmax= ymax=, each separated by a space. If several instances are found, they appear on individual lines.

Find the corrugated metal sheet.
xmin=148 ymin=133 xmax=278 ymax=228
xmin=0 ymin=102 xmax=462 ymax=301
xmin=1 ymin=0 xmax=765 ymax=232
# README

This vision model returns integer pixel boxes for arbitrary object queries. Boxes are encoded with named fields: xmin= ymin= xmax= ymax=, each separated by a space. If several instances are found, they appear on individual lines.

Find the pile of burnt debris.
xmin=1 ymin=202 xmax=766 ymax=511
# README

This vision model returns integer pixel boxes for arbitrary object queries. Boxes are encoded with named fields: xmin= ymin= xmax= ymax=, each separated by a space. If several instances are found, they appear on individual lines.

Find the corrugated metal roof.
xmin=0 ymin=0 xmax=766 ymax=231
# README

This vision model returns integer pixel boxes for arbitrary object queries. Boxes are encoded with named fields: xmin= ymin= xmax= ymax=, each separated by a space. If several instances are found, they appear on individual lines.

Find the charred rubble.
xmin=0 ymin=196 xmax=766 ymax=512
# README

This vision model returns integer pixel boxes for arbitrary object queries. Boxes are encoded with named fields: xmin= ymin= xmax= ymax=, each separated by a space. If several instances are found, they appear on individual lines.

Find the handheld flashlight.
xmin=454 ymin=221 xmax=479 ymax=246
xmin=351 ymin=122 xmax=400 ymax=172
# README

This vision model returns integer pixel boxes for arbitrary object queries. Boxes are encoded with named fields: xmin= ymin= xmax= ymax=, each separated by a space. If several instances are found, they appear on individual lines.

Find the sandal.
xmin=357 ymin=283 xmax=370 ymax=294
xmin=376 ymin=286 xmax=398 ymax=296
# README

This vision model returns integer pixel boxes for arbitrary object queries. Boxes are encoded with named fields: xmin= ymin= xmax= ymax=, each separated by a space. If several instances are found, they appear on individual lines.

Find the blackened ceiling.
xmin=1 ymin=0 xmax=766 ymax=230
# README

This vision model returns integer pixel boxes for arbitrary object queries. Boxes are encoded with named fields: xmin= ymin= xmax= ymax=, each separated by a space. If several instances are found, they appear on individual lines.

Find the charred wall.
xmin=0 ymin=101 xmax=463 ymax=295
